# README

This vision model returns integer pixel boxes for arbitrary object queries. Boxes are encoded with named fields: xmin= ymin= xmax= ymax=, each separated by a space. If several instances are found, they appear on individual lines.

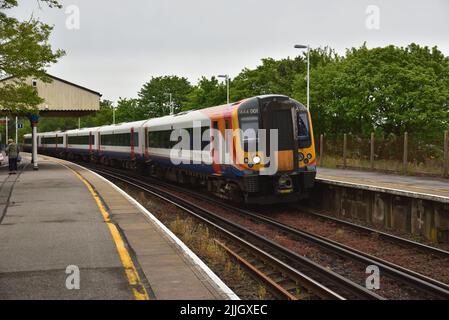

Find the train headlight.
xmin=253 ymin=156 xmax=261 ymax=164
xmin=298 ymin=152 xmax=305 ymax=161
xmin=307 ymin=153 xmax=312 ymax=159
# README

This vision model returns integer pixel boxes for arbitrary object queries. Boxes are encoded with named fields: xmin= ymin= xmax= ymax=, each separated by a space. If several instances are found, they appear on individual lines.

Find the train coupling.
xmin=275 ymin=174 xmax=294 ymax=194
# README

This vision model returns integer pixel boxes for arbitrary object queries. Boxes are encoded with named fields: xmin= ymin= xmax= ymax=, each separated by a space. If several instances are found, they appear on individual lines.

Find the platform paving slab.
xmin=59 ymin=159 xmax=229 ymax=300
xmin=0 ymin=156 xmax=133 ymax=300
xmin=0 ymin=154 xmax=232 ymax=300
xmin=317 ymin=167 xmax=449 ymax=200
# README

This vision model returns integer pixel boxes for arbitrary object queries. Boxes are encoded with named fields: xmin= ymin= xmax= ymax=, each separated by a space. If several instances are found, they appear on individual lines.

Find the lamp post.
xmin=294 ymin=44 xmax=310 ymax=109
xmin=112 ymin=102 xmax=116 ymax=124
xmin=218 ymin=74 xmax=230 ymax=104
xmin=164 ymin=93 xmax=174 ymax=115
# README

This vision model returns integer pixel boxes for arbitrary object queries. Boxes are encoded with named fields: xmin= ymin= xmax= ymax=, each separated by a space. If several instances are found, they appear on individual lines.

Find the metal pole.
xmin=169 ymin=93 xmax=174 ymax=115
xmin=15 ymin=116 xmax=18 ymax=143
xmin=343 ymin=133 xmax=347 ymax=169
xmin=113 ymin=104 xmax=116 ymax=124
xmin=403 ymin=132 xmax=408 ymax=174
xmin=78 ymin=117 xmax=81 ymax=129
xmin=218 ymin=75 xmax=230 ymax=104
xmin=370 ymin=132 xmax=375 ymax=170
xmin=5 ymin=116 xmax=8 ymax=142
xmin=32 ymin=122 xmax=38 ymax=170
xmin=307 ymin=45 xmax=310 ymax=109
xmin=444 ymin=130 xmax=448 ymax=178
xmin=226 ymin=76 xmax=230 ymax=104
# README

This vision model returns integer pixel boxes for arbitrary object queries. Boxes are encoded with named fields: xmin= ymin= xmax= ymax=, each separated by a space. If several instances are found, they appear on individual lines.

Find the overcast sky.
xmin=9 ymin=0 xmax=449 ymax=102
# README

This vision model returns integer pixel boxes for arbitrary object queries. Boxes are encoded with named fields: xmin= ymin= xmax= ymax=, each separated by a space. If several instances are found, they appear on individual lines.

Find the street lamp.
xmin=218 ymin=74 xmax=230 ymax=104
xmin=164 ymin=93 xmax=174 ymax=115
xmin=112 ymin=102 xmax=116 ymax=124
xmin=294 ymin=44 xmax=310 ymax=109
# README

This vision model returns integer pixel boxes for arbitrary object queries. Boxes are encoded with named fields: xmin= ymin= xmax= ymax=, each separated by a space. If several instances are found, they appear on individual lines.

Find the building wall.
xmin=2 ymin=76 xmax=100 ymax=112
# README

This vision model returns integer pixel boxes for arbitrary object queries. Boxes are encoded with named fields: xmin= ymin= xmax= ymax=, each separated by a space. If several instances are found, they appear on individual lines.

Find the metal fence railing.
xmin=316 ymin=130 xmax=449 ymax=178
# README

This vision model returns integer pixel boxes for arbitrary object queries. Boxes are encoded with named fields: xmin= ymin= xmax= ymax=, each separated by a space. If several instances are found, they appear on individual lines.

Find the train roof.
xmin=143 ymin=109 xmax=210 ymax=129
xmin=65 ymin=126 xmax=103 ymax=135
xmin=97 ymin=120 xmax=150 ymax=133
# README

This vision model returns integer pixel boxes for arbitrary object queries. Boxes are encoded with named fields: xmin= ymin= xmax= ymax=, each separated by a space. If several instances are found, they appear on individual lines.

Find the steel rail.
xmin=90 ymin=166 xmax=381 ymax=300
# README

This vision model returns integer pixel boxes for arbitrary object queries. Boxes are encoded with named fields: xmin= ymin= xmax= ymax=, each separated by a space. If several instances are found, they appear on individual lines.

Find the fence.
xmin=316 ymin=130 xmax=449 ymax=178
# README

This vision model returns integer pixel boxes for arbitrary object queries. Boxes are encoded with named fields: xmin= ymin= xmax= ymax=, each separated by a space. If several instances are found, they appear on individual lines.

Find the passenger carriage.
xmin=25 ymin=94 xmax=316 ymax=204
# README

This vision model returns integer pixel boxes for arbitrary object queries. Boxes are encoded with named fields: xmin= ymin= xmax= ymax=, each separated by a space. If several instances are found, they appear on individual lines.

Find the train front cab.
xmin=235 ymin=95 xmax=316 ymax=204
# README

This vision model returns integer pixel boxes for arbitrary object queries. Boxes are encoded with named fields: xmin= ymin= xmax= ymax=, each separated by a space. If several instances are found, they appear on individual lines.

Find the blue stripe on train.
xmin=40 ymin=147 xmax=246 ymax=178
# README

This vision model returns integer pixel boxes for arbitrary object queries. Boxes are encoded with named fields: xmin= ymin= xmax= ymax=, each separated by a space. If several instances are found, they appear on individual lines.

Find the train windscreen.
xmin=298 ymin=112 xmax=311 ymax=148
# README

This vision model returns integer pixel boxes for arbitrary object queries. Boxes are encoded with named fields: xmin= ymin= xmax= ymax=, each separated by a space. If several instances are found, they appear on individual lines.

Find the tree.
xmin=231 ymin=56 xmax=306 ymax=101
xmin=138 ymin=76 xmax=192 ymax=118
xmin=81 ymin=99 xmax=114 ymax=127
xmin=0 ymin=0 xmax=65 ymax=115
xmin=300 ymin=44 xmax=449 ymax=140
xmin=115 ymin=98 xmax=146 ymax=122
xmin=184 ymin=76 xmax=227 ymax=110
xmin=38 ymin=100 xmax=114 ymax=132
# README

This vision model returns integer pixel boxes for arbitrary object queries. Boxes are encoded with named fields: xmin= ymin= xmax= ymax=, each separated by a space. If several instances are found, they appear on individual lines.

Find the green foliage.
xmin=138 ymin=76 xmax=192 ymax=117
xmin=26 ymin=42 xmax=449 ymax=152
xmin=115 ymin=98 xmax=145 ymax=123
xmin=300 ymin=43 xmax=449 ymax=141
xmin=184 ymin=76 xmax=227 ymax=110
xmin=0 ymin=0 xmax=65 ymax=114
xmin=38 ymin=100 xmax=114 ymax=132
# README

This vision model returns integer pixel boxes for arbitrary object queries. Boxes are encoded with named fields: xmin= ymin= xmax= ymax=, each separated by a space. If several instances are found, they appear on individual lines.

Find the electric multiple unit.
xmin=23 ymin=95 xmax=316 ymax=204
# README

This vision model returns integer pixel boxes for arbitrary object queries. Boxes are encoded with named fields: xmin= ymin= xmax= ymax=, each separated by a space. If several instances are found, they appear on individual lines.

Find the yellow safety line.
xmin=57 ymin=161 xmax=149 ymax=300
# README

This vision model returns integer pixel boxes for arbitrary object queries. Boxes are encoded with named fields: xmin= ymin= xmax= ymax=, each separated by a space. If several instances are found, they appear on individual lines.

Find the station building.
xmin=0 ymin=73 xmax=101 ymax=169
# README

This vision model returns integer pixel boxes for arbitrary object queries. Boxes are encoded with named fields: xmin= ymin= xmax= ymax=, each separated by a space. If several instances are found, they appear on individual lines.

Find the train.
xmin=23 ymin=94 xmax=316 ymax=204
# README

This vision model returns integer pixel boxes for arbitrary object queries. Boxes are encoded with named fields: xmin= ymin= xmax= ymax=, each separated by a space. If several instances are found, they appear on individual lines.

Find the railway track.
xmin=185 ymin=194 xmax=449 ymax=299
xmin=293 ymin=206 xmax=449 ymax=259
xmin=86 ymin=164 xmax=381 ymax=300
xmin=78 ymin=162 xmax=449 ymax=299
xmin=168 ymin=187 xmax=449 ymax=299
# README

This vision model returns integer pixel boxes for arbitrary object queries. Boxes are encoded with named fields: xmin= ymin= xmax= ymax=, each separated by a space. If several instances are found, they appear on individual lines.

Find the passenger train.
xmin=23 ymin=95 xmax=316 ymax=204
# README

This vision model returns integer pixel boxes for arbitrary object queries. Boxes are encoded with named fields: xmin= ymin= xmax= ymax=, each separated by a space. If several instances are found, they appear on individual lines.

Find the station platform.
xmin=317 ymin=167 xmax=449 ymax=203
xmin=0 ymin=154 xmax=236 ymax=300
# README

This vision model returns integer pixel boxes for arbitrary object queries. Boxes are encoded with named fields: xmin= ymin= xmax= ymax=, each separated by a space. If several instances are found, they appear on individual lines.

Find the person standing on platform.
xmin=6 ymin=139 xmax=19 ymax=174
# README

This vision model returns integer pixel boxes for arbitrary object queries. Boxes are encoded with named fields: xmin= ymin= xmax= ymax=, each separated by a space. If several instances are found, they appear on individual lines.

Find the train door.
xmin=97 ymin=132 xmax=101 ymax=153
xmin=144 ymin=127 xmax=149 ymax=160
xmin=224 ymin=117 xmax=235 ymax=167
xmin=130 ymin=127 xmax=135 ymax=160
xmin=89 ymin=132 xmax=92 ymax=154
xmin=211 ymin=120 xmax=222 ymax=174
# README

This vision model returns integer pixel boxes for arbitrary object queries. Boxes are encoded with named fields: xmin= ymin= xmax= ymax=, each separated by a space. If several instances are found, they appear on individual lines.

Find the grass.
xmin=168 ymin=215 xmax=268 ymax=298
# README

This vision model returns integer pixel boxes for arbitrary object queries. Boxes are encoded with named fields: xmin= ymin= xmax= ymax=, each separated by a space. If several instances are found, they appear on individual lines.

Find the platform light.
xmin=218 ymin=74 xmax=230 ymax=104
xmin=294 ymin=44 xmax=310 ymax=109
